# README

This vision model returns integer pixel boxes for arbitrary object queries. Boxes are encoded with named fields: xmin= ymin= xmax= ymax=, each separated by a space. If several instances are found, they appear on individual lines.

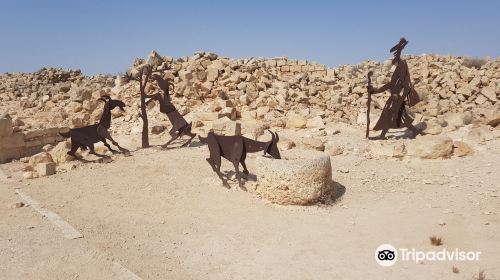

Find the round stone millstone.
xmin=253 ymin=150 xmax=333 ymax=205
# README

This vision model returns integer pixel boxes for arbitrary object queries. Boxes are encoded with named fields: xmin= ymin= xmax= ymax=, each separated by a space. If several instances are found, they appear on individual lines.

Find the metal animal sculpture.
xmin=367 ymin=37 xmax=421 ymax=139
xmin=146 ymin=74 xmax=196 ymax=147
xmin=198 ymin=130 xmax=281 ymax=188
xmin=59 ymin=95 xmax=128 ymax=157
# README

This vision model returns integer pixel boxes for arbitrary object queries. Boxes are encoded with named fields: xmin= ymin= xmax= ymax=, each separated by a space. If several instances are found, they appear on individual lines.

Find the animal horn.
xmin=275 ymin=132 xmax=279 ymax=142
xmin=268 ymin=130 xmax=275 ymax=140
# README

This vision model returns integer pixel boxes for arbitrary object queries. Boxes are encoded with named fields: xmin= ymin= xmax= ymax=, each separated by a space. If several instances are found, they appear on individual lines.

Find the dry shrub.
xmin=429 ymin=235 xmax=443 ymax=246
xmin=463 ymin=57 xmax=487 ymax=69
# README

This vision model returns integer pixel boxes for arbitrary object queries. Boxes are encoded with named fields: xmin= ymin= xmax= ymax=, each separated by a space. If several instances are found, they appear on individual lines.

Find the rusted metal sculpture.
xmin=60 ymin=95 xmax=128 ymax=157
xmin=198 ymin=130 xmax=281 ymax=188
xmin=368 ymin=38 xmax=421 ymax=139
xmin=366 ymin=71 xmax=373 ymax=138
xmin=146 ymin=74 xmax=196 ymax=147
xmin=124 ymin=63 xmax=169 ymax=148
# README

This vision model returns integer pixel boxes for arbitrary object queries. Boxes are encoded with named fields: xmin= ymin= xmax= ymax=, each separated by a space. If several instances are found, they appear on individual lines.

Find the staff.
xmin=366 ymin=71 xmax=373 ymax=138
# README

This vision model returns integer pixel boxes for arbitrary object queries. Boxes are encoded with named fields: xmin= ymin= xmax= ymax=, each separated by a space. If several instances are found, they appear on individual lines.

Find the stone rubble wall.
xmin=1 ymin=52 xmax=499 ymax=163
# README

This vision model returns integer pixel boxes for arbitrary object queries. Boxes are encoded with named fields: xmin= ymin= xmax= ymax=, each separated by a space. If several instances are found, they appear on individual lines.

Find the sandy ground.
xmin=1 ymin=125 xmax=499 ymax=280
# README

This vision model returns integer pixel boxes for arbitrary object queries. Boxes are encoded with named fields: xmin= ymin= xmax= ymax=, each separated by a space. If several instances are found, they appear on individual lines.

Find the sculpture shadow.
xmin=317 ymin=181 xmax=347 ymax=206
xmin=161 ymin=137 xmax=198 ymax=149
xmin=219 ymin=170 xmax=258 ymax=191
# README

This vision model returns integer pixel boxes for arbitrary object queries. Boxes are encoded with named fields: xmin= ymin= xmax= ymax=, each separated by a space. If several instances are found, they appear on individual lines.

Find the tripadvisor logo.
xmin=375 ymin=244 xmax=481 ymax=267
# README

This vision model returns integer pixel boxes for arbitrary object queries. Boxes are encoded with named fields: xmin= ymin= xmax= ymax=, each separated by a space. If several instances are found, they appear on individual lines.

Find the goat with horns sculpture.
xmin=146 ymin=74 xmax=196 ymax=148
xmin=59 ymin=95 xmax=129 ymax=158
xmin=198 ymin=130 xmax=281 ymax=188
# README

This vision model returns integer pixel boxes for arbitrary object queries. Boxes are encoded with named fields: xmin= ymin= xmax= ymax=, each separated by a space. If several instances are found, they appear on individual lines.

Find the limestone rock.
xmin=326 ymin=143 xmax=344 ymax=156
xmin=286 ymin=114 xmax=307 ymax=129
xmin=0 ymin=117 xmax=13 ymax=137
xmin=452 ymin=141 xmax=474 ymax=157
xmin=445 ymin=112 xmax=472 ymax=128
xmin=301 ymin=138 xmax=325 ymax=151
xmin=277 ymin=138 xmax=296 ymax=150
xmin=209 ymin=117 xmax=241 ymax=136
xmin=406 ymin=135 xmax=453 ymax=159
xmin=253 ymin=150 xmax=333 ymax=205
xmin=151 ymin=125 xmax=166 ymax=134
xmin=422 ymin=120 xmax=443 ymax=135
xmin=306 ymin=116 xmax=325 ymax=129
xmin=36 ymin=162 xmax=56 ymax=177
xmin=49 ymin=141 xmax=75 ymax=164
xmin=466 ymin=126 xmax=494 ymax=143
xmin=29 ymin=152 xmax=54 ymax=166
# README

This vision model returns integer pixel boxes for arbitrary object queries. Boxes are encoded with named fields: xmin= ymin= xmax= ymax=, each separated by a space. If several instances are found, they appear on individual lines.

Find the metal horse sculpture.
xmin=367 ymin=37 xmax=421 ymax=139
xmin=146 ymin=74 xmax=196 ymax=147
xmin=198 ymin=130 xmax=281 ymax=188
xmin=60 ymin=95 xmax=128 ymax=157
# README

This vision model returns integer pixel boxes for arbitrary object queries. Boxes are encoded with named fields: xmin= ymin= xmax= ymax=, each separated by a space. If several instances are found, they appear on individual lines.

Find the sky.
xmin=0 ymin=0 xmax=499 ymax=75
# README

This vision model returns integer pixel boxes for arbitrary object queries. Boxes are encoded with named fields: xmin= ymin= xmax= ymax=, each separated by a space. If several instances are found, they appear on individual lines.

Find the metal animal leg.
xmin=88 ymin=144 xmax=106 ymax=158
xmin=101 ymin=139 xmax=118 ymax=153
xmin=180 ymin=123 xmax=196 ymax=147
xmin=67 ymin=140 xmax=79 ymax=157
xmin=98 ymin=126 xmax=128 ymax=152
xmin=163 ymin=134 xmax=180 ymax=148
xmin=207 ymin=157 xmax=228 ymax=187
xmin=181 ymin=132 xmax=196 ymax=147
xmin=240 ymin=160 xmax=249 ymax=175
xmin=232 ymin=161 xmax=243 ymax=188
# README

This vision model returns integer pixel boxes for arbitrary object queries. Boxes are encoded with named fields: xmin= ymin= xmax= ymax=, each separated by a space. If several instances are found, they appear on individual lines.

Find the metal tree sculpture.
xmin=124 ymin=53 xmax=169 ymax=148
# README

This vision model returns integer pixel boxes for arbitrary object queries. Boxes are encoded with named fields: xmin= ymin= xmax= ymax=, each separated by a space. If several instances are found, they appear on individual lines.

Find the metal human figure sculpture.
xmin=60 ymin=95 xmax=128 ymax=157
xmin=146 ymin=74 xmax=196 ymax=147
xmin=368 ymin=38 xmax=421 ymax=139
xmin=198 ymin=130 xmax=281 ymax=188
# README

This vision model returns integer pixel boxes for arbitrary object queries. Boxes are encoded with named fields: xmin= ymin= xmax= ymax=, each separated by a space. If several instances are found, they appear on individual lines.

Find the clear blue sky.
xmin=1 ymin=0 xmax=498 ymax=75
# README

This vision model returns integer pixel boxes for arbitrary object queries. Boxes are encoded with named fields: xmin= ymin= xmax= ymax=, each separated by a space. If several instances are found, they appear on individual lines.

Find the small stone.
xmin=301 ymin=138 xmax=325 ymax=151
xmin=286 ymin=114 xmax=307 ymax=129
xmin=22 ymin=171 xmax=35 ymax=179
xmin=438 ymin=221 xmax=446 ymax=226
xmin=29 ymin=152 xmax=54 ymax=166
xmin=151 ymin=125 xmax=166 ymax=134
xmin=36 ymin=162 xmax=56 ymax=177
xmin=452 ymin=141 xmax=474 ymax=157
xmin=8 ymin=201 xmax=25 ymax=208
xmin=277 ymin=138 xmax=295 ymax=150
xmin=338 ymin=167 xmax=349 ymax=173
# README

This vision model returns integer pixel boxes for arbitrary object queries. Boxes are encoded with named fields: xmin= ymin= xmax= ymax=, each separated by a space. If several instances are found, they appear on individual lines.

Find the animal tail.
xmin=59 ymin=131 xmax=71 ymax=138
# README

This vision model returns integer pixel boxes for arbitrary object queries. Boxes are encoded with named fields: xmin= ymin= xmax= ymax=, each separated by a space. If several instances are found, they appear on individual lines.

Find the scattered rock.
xmin=22 ymin=171 xmax=35 ymax=179
xmin=301 ymin=138 xmax=325 ymax=151
xmin=452 ymin=141 xmax=474 ymax=157
xmin=466 ymin=126 xmax=494 ymax=143
xmin=29 ymin=152 xmax=54 ymax=166
xmin=277 ymin=138 xmax=296 ymax=150
xmin=36 ymin=162 xmax=56 ymax=176
xmin=406 ymin=135 xmax=453 ymax=159
xmin=326 ymin=144 xmax=344 ymax=156
xmin=306 ymin=116 xmax=325 ymax=129
xmin=151 ymin=125 xmax=166 ymax=134
xmin=286 ymin=114 xmax=307 ymax=129
xmin=8 ymin=201 xmax=25 ymax=208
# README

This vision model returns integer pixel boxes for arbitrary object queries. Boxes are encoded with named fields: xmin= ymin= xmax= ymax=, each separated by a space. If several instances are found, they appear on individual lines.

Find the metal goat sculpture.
xmin=60 ymin=95 xmax=128 ymax=157
xmin=146 ymin=74 xmax=196 ymax=147
xmin=198 ymin=130 xmax=281 ymax=188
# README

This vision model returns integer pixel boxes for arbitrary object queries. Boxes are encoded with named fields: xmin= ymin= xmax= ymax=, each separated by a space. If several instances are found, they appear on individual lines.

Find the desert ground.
xmin=1 ymin=123 xmax=499 ymax=280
